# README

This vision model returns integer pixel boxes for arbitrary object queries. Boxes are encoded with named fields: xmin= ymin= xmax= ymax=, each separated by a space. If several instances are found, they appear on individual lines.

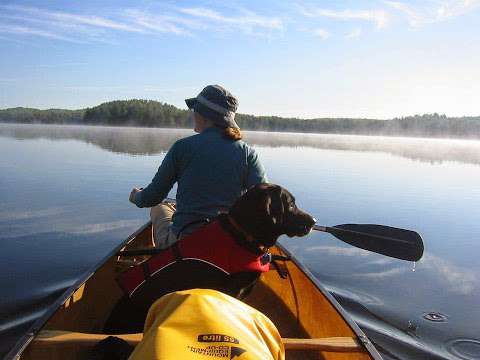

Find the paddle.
xmin=313 ymin=224 xmax=424 ymax=262
xmin=119 ymin=222 xmax=424 ymax=261
xmin=122 ymin=198 xmax=423 ymax=260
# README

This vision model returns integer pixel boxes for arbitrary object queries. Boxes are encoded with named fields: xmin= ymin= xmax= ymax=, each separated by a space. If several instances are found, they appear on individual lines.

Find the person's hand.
xmin=129 ymin=187 xmax=142 ymax=204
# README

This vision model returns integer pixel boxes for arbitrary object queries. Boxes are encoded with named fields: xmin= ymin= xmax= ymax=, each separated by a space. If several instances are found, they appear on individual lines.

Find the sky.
xmin=0 ymin=0 xmax=479 ymax=119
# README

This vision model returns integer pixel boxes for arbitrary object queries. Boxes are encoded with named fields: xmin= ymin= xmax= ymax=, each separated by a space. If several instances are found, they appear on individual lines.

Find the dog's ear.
xmin=266 ymin=186 xmax=284 ymax=225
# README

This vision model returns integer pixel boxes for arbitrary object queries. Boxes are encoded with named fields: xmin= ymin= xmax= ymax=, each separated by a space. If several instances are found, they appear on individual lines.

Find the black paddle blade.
xmin=317 ymin=224 xmax=424 ymax=261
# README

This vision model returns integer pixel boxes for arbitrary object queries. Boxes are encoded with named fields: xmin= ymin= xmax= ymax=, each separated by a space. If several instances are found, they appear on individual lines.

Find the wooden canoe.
xmin=6 ymin=221 xmax=382 ymax=360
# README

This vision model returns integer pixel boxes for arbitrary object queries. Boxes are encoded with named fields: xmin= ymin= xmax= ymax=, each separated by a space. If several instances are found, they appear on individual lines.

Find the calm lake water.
xmin=1 ymin=123 xmax=480 ymax=359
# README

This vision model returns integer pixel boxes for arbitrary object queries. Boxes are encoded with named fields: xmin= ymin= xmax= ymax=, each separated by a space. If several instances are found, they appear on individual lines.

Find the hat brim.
xmin=185 ymin=97 xmax=197 ymax=109
xmin=185 ymin=96 xmax=240 ymax=129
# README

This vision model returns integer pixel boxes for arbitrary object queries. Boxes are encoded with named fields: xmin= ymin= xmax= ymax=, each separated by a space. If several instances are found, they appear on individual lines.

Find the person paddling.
xmin=129 ymin=85 xmax=267 ymax=248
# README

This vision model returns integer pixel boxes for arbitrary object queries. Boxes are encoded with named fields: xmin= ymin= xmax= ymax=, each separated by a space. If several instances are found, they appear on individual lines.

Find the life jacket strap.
xmin=177 ymin=218 xmax=212 ymax=239
xmin=171 ymin=242 xmax=182 ymax=261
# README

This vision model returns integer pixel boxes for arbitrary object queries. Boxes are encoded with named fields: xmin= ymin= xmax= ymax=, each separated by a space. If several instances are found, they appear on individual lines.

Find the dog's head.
xmin=228 ymin=183 xmax=316 ymax=248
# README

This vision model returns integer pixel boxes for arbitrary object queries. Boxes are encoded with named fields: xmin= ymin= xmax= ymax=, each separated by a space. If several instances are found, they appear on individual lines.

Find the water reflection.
xmin=1 ymin=122 xmax=480 ymax=359
xmin=304 ymin=244 xmax=477 ymax=295
xmin=0 ymin=124 xmax=185 ymax=155
xmin=1 ymin=123 xmax=480 ymax=165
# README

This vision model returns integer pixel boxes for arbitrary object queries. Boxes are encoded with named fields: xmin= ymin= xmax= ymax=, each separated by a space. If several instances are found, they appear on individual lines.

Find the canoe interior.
xmin=19 ymin=223 xmax=375 ymax=360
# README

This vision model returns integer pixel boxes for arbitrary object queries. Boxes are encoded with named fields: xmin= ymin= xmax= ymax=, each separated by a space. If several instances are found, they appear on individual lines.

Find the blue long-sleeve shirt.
xmin=134 ymin=127 xmax=267 ymax=236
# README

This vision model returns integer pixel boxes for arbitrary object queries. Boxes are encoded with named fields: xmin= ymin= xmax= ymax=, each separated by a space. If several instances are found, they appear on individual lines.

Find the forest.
xmin=1 ymin=99 xmax=479 ymax=139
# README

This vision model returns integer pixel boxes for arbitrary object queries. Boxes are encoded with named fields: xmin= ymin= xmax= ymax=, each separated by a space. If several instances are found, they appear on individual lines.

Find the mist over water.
xmin=1 ymin=123 xmax=480 ymax=359
xmin=2 ymin=123 xmax=480 ymax=165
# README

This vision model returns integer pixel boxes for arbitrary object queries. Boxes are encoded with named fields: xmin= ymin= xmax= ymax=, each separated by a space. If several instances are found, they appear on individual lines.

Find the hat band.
xmin=196 ymin=95 xmax=235 ymax=119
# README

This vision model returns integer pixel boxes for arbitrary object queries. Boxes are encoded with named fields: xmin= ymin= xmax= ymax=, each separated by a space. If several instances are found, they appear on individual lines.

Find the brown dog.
xmin=106 ymin=183 xmax=315 ymax=333
xmin=224 ymin=183 xmax=316 ymax=249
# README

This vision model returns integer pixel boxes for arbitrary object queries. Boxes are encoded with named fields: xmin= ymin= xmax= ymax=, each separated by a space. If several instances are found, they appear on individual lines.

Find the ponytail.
xmin=221 ymin=126 xmax=242 ymax=141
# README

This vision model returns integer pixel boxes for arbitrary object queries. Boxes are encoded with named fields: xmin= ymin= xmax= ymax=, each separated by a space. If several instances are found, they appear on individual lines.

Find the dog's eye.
xmin=288 ymin=203 xmax=295 ymax=210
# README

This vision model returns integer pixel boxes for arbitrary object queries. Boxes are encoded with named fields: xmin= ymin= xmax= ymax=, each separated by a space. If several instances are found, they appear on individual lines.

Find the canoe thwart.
xmin=33 ymin=331 xmax=365 ymax=353
xmin=282 ymin=337 xmax=365 ymax=352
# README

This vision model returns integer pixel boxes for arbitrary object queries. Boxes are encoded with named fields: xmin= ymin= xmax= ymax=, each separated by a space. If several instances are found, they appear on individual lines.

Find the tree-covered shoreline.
xmin=1 ymin=99 xmax=479 ymax=139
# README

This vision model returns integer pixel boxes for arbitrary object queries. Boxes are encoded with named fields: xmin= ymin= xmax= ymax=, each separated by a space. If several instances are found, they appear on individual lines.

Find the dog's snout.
xmin=286 ymin=208 xmax=316 ymax=237
xmin=298 ymin=209 xmax=315 ymax=226
xmin=302 ymin=214 xmax=316 ymax=234
xmin=307 ymin=215 xmax=316 ymax=227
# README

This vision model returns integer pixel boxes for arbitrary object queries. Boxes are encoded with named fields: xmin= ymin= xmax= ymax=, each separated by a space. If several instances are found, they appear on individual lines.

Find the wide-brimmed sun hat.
xmin=185 ymin=85 xmax=239 ymax=129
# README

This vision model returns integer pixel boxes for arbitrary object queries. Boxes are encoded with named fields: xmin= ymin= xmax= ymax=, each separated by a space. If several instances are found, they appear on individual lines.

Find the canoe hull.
xmin=8 ymin=222 xmax=381 ymax=360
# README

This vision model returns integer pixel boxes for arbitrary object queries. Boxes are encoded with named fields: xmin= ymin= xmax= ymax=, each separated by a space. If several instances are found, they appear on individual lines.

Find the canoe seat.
xmin=32 ymin=330 xmax=365 ymax=353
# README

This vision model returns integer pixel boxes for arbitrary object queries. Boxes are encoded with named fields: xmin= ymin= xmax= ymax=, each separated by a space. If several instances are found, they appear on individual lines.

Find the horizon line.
xmin=1 ymin=100 xmax=478 ymax=121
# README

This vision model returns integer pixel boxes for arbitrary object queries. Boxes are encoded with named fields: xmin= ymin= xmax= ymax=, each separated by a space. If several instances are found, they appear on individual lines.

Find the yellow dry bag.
xmin=129 ymin=289 xmax=284 ymax=360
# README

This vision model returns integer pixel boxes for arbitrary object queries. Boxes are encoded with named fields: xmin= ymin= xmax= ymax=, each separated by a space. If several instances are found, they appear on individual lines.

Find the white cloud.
xmin=305 ymin=244 xmax=477 ymax=295
xmin=422 ymin=253 xmax=477 ymax=295
xmin=0 ymin=4 xmax=284 ymax=42
xmin=0 ymin=11 xmax=119 ymax=43
xmin=0 ymin=24 xmax=82 ymax=42
xmin=349 ymin=252 xmax=477 ymax=295
xmin=0 ymin=206 xmax=66 ymax=221
xmin=384 ymin=1 xmax=433 ymax=26
xmin=436 ymin=0 xmax=480 ymax=20
xmin=123 ymin=9 xmax=193 ymax=36
xmin=179 ymin=7 xmax=283 ymax=31
xmin=49 ymin=12 xmax=144 ymax=33
xmin=385 ymin=0 xmax=480 ymax=27
xmin=346 ymin=27 xmax=362 ymax=38
xmin=305 ymin=245 xmax=373 ymax=257
xmin=350 ymin=267 xmax=408 ymax=279
xmin=1 ymin=4 xmax=145 ymax=33
xmin=304 ymin=8 xmax=390 ymax=29
xmin=69 ymin=219 xmax=143 ymax=234
xmin=312 ymin=28 xmax=330 ymax=39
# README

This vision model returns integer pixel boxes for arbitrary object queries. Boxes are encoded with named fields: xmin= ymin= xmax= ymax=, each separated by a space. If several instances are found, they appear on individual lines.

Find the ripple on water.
xmin=446 ymin=339 xmax=480 ymax=360
xmin=423 ymin=312 xmax=448 ymax=322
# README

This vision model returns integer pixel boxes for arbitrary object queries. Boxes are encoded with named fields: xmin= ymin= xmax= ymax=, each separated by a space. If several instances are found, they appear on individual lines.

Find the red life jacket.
xmin=117 ymin=221 xmax=270 ymax=297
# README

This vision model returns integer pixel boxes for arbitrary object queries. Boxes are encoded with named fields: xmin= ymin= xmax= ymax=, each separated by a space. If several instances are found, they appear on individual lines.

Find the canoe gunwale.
xmin=274 ymin=242 xmax=383 ymax=359
xmin=5 ymin=222 xmax=152 ymax=360
xmin=6 ymin=220 xmax=383 ymax=360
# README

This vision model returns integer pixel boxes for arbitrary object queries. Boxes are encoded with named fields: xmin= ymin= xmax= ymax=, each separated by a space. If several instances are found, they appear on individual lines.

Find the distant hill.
xmin=0 ymin=107 xmax=84 ymax=124
xmin=1 ymin=99 xmax=479 ymax=139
